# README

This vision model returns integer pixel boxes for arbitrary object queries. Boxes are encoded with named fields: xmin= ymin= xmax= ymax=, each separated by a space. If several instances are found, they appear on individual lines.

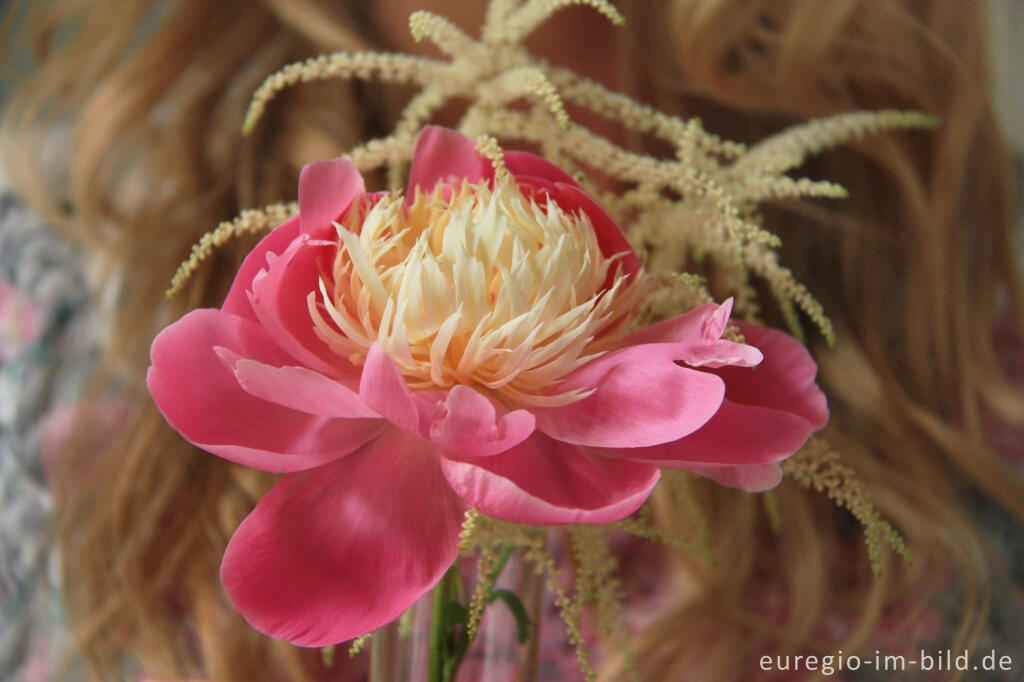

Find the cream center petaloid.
xmin=308 ymin=179 xmax=643 ymax=406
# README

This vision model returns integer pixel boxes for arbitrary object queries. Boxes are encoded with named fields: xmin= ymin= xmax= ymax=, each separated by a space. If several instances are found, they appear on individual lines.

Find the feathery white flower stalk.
xmin=308 ymin=179 xmax=644 ymax=407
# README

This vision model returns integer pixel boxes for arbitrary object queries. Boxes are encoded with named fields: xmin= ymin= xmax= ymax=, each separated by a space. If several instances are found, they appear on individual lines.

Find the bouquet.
xmin=149 ymin=1 xmax=922 ymax=679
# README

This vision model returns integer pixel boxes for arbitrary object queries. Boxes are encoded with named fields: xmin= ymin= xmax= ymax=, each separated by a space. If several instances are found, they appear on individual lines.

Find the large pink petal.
xmin=406 ymin=126 xmax=491 ymax=201
xmin=222 ymin=216 xmax=301 ymax=320
xmin=440 ymin=433 xmax=659 ymax=525
xmin=216 ymin=347 xmax=378 ymax=419
xmin=249 ymin=235 xmax=355 ymax=379
xmin=147 ymin=309 xmax=383 ymax=472
xmin=298 ymin=157 xmax=365 ymax=237
xmin=533 ymin=343 xmax=725 ymax=448
xmin=221 ymin=428 xmax=465 ymax=646
xmin=689 ymin=463 xmax=783 ymax=492
xmin=715 ymin=321 xmax=829 ymax=429
xmin=422 ymin=384 xmax=535 ymax=457
xmin=605 ymin=399 xmax=814 ymax=466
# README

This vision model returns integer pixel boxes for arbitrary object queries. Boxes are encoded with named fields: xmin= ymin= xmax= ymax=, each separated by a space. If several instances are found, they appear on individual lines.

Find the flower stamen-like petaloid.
xmin=307 ymin=179 xmax=644 ymax=406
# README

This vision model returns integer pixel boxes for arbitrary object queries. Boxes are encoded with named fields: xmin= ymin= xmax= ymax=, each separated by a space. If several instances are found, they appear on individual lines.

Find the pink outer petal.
xmin=605 ymin=320 xmax=827 ymax=469
xmin=690 ymin=463 xmax=783 ymax=492
xmin=215 ymin=347 xmax=379 ymax=419
xmin=407 ymin=126 xmax=491 ymax=201
xmin=221 ymin=428 xmax=465 ymax=647
xmin=606 ymin=399 xmax=814 ymax=466
xmin=618 ymin=300 xmax=762 ymax=368
xmin=147 ymin=309 xmax=383 ymax=473
xmin=298 ymin=157 xmax=365 ymax=236
xmin=718 ymin=321 xmax=829 ymax=429
xmin=249 ymin=234 xmax=355 ymax=379
xmin=533 ymin=343 xmax=725 ymax=448
xmin=441 ymin=433 xmax=659 ymax=525
xmin=359 ymin=345 xmax=535 ymax=456
xmin=504 ymin=150 xmax=581 ymax=187
xmin=222 ymin=215 xmax=301 ymax=320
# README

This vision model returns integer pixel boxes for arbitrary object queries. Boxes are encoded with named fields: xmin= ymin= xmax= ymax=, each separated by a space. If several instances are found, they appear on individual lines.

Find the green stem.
xmin=428 ymin=567 xmax=457 ymax=682
xmin=488 ymin=545 xmax=514 ymax=584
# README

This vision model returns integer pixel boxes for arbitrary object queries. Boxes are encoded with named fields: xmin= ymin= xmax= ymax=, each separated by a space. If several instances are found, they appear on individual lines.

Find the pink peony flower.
xmin=147 ymin=126 xmax=827 ymax=646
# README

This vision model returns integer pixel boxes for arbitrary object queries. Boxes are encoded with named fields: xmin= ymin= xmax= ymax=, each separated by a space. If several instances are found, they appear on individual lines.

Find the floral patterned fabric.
xmin=0 ymin=176 xmax=95 ymax=682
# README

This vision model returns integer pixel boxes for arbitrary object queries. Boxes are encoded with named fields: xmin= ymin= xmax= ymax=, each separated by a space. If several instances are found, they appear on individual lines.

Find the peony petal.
xmin=298 ymin=157 xmax=365 ymax=236
xmin=690 ymin=462 xmax=783 ymax=492
xmin=358 ymin=343 xmax=425 ymax=435
xmin=533 ymin=343 xmax=725 ymax=448
xmin=221 ymin=428 xmax=465 ymax=646
xmin=222 ymin=216 xmax=301 ymax=320
xmin=606 ymin=399 xmax=814 ymax=466
xmin=407 ymin=126 xmax=491 ymax=200
xmin=717 ymin=321 xmax=829 ymax=429
xmin=503 ymin=151 xmax=581 ymax=187
xmin=249 ymin=234 xmax=356 ymax=379
xmin=605 ymin=320 xmax=827 ymax=470
xmin=423 ymin=384 xmax=535 ymax=457
xmin=147 ymin=309 xmax=383 ymax=472
xmin=440 ymin=433 xmax=659 ymax=525
xmin=215 ymin=347 xmax=379 ymax=419
xmin=618 ymin=300 xmax=762 ymax=368
xmin=619 ymin=303 xmax=712 ymax=348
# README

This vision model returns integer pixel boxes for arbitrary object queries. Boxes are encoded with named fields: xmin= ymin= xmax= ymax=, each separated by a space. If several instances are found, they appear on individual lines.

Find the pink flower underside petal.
xmin=221 ymin=428 xmax=466 ymax=647
xmin=249 ymin=234 xmax=357 ymax=380
xmin=689 ymin=462 xmax=784 ymax=492
xmin=604 ymin=398 xmax=815 ymax=467
xmin=298 ymin=156 xmax=365 ymax=236
xmin=440 ymin=432 xmax=660 ymax=525
xmin=719 ymin=321 xmax=829 ymax=429
xmin=406 ymin=126 xmax=493 ymax=202
xmin=359 ymin=344 xmax=535 ymax=456
xmin=147 ymin=309 xmax=383 ymax=473
xmin=616 ymin=300 xmax=763 ymax=368
xmin=215 ymin=347 xmax=379 ymax=419
xmin=533 ymin=343 xmax=726 ymax=448
xmin=221 ymin=215 xmax=301 ymax=320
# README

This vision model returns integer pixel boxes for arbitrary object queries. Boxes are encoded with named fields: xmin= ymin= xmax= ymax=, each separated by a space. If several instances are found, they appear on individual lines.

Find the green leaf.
xmin=487 ymin=589 xmax=532 ymax=644
xmin=440 ymin=600 xmax=471 ymax=682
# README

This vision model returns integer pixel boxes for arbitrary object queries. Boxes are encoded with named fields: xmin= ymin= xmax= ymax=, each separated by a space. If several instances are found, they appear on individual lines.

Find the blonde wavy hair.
xmin=3 ymin=0 xmax=1023 ymax=681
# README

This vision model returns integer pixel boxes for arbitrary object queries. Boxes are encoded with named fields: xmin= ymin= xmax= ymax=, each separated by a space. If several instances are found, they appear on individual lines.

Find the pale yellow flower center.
xmin=307 ymin=180 xmax=643 ymax=407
